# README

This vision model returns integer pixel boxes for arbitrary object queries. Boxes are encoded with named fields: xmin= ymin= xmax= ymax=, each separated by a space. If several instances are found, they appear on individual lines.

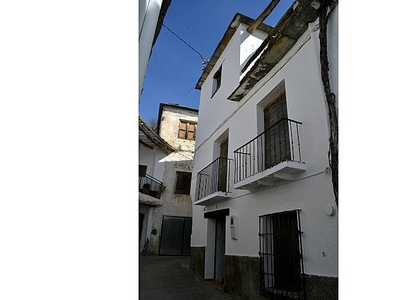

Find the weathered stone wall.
xmin=190 ymin=246 xmax=205 ymax=277
xmin=145 ymin=158 xmax=193 ymax=255
xmin=142 ymin=105 xmax=197 ymax=256
xmin=224 ymin=255 xmax=263 ymax=300
xmin=158 ymin=105 xmax=198 ymax=152
xmin=224 ymin=255 xmax=338 ymax=300
xmin=305 ymin=274 xmax=338 ymax=300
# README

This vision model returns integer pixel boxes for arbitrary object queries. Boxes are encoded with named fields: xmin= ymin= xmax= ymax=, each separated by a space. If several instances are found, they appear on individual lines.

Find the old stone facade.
xmin=139 ymin=104 xmax=198 ymax=255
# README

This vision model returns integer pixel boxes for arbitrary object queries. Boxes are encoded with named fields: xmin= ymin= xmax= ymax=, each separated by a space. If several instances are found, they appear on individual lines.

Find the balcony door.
xmin=218 ymin=139 xmax=228 ymax=192
xmin=264 ymin=93 xmax=291 ymax=169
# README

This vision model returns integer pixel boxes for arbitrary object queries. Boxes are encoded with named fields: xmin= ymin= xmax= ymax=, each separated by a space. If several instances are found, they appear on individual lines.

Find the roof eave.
xmin=139 ymin=115 xmax=175 ymax=154
xmin=195 ymin=13 xmax=273 ymax=90
xmin=228 ymin=0 xmax=318 ymax=101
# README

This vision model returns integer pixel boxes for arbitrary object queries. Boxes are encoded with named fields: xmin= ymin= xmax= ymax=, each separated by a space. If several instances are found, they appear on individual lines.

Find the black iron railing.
xmin=234 ymin=118 xmax=302 ymax=183
xmin=195 ymin=157 xmax=233 ymax=201
xmin=139 ymin=173 xmax=163 ymax=199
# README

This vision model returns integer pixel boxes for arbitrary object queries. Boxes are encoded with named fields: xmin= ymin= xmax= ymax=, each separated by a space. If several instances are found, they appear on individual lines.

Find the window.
xmin=175 ymin=171 xmax=192 ymax=195
xmin=212 ymin=66 xmax=222 ymax=96
xmin=264 ymin=92 xmax=291 ymax=169
xmin=139 ymin=165 xmax=147 ymax=177
xmin=178 ymin=121 xmax=196 ymax=140
xmin=218 ymin=139 xmax=228 ymax=192
xmin=259 ymin=210 xmax=305 ymax=299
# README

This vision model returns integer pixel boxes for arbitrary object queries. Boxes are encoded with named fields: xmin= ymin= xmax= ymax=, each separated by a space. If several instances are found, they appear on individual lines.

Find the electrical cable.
xmin=177 ymin=84 xmax=196 ymax=105
xmin=162 ymin=24 xmax=208 ymax=64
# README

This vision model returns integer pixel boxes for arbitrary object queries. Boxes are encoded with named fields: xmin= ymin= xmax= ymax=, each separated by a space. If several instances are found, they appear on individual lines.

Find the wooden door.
xmin=264 ymin=93 xmax=291 ymax=169
xmin=159 ymin=216 xmax=192 ymax=256
xmin=218 ymin=139 xmax=228 ymax=192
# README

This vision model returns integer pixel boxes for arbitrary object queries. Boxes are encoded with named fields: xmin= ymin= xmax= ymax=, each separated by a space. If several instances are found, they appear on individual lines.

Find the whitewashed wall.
xmin=139 ymin=143 xmax=166 ymax=182
xmin=139 ymin=0 xmax=163 ymax=94
xmin=191 ymin=10 xmax=338 ymax=278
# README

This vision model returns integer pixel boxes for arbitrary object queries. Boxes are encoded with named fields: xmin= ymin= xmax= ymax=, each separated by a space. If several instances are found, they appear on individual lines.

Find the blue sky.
xmin=139 ymin=0 xmax=294 ymax=122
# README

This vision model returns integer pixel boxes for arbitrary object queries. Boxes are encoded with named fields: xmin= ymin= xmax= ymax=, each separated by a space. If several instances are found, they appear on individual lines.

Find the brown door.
xmin=218 ymin=139 xmax=228 ymax=192
xmin=264 ymin=93 xmax=291 ymax=169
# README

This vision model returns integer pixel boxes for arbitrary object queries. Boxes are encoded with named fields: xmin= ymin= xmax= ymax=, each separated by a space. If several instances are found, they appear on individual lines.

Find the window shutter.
xmin=178 ymin=121 xmax=187 ymax=138
xmin=264 ymin=93 xmax=290 ymax=168
xmin=187 ymin=131 xmax=195 ymax=139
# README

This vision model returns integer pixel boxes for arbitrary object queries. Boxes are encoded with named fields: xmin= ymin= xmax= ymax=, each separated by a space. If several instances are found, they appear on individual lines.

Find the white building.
xmin=139 ymin=0 xmax=171 ymax=96
xmin=139 ymin=104 xmax=198 ymax=255
xmin=190 ymin=1 xmax=338 ymax=299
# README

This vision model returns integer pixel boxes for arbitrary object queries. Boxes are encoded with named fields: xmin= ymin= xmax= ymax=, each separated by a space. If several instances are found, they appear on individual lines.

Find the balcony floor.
xmin=234 ymin=160 xmax=307 ymax=190
xmin=195 ymin=191 xmax=231 ymax=206
xmin=139 ymin=192 xmax=162 ymax=206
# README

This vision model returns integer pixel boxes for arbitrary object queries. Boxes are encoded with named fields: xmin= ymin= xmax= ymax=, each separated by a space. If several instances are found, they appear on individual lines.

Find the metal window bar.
xmin=195 ymin=157 xmax=233 ymax=201
xmin=259 ymin=210 xmax=305 ymax=300
xmin=139 ymin=173 xmax=163 ymax=199
xmin=233 ymin=118 xmax=302 ymax=183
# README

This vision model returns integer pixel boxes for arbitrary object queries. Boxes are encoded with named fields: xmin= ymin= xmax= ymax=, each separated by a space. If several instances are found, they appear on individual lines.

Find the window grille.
xmin=259 ymin=210 xmax=305 ymax=299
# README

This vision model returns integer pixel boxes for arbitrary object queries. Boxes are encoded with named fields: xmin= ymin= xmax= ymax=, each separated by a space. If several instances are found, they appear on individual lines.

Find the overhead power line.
xmin=177 ymin=84 xmax=196 ymax=105
xmin=162 ymin=24 xmax=209 ymax=68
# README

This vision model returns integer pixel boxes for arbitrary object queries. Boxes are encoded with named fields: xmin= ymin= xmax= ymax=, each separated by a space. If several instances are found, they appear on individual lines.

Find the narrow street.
xmin=139 ymin=256 xmax=238 ymax=300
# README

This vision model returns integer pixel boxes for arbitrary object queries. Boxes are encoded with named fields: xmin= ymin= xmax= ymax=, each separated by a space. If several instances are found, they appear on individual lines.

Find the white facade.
xmin=190 ymin=4 xmax=338 ymax=296
xmin=139 ymin=143 xmax=166 ymax=182
xmin=139 ymin=0 xmax=171 ymax=96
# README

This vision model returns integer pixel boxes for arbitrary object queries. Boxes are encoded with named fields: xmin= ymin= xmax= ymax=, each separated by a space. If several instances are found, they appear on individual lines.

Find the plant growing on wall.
xmin=315 ymin=0 xmax=338 ymax=206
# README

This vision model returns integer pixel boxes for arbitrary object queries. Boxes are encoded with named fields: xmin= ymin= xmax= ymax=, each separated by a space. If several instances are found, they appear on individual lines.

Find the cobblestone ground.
xmin=139 ymin=256 xmax=239 ymax=300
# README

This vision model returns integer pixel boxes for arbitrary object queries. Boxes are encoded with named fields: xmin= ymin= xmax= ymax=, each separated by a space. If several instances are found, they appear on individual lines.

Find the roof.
xmin=228 ymin=0 xmax=318 ymax=101
xmin=139 ymin=114 xmax=175 ymax=154
xmin=195 ymin=0 xmax=319 ymax=101
xmin=195 ymin=13 xmax=273 ymax=90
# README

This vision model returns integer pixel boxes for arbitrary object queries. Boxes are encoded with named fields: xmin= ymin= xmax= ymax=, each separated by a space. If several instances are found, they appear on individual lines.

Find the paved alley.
xmin=139 ymin=256 xmax=238 ymax=300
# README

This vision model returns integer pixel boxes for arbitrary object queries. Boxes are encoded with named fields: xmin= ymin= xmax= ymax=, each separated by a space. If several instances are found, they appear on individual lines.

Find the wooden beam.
xmin=139 ymin=139 xmax=154 ymax=150
xmin=247 ymin=0 xmax=280 ymax=33
xmin=241 ymin=0 xmax=304 ymax=73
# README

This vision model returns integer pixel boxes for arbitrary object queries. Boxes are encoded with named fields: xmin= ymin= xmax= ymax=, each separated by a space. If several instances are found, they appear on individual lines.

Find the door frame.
xmin=204 ymin=209 xmax=229 ymax=280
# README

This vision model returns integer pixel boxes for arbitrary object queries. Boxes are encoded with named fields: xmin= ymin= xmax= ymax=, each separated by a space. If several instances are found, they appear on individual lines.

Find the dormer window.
xmin=212 ymin=66 xmax=222 ymax=97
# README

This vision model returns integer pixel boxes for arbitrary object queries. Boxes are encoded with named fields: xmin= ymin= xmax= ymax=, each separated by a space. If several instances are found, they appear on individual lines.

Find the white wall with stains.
xmin=140 ymin=105 xmax=198 ymax=254
xmin=139 ymin=143 xmax=166 ymax=181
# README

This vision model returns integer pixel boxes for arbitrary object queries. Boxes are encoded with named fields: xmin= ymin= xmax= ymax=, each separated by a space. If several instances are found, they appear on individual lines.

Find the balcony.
xmin=234 ymin=118 xmax=306 ymax=190
xmin=195 ymin=157 xmax=233 ymax=206
xmin=139 ymin=173 xmax=163 ymax=206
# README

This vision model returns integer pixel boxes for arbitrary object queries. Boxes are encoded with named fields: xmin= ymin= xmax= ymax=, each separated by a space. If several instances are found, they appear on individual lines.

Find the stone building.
xmin=190 ymin=1 xmax=338 ymax=299
xmin=139 ymin=103 xmax=198 ymax=255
